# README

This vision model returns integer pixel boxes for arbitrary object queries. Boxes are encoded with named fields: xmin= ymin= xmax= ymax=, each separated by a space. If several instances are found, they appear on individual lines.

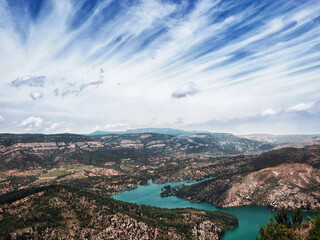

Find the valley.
xmin=0 ymin=132 xmax=319 ymax=239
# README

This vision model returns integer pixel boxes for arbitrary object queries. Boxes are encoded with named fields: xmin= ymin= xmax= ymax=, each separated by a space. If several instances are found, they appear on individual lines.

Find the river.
xmin=112 ymin=179 xmax=314 ymax=240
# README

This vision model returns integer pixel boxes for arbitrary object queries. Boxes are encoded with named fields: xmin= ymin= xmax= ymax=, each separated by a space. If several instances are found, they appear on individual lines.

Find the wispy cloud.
xmin=44 ymin=121 xmax=67 ymax=132
xmin=287 ymin=102 xmax=315 ymax=112
xmin=186 ymin=105 xmax=320 ymax=134
xmin=0 ymin=0 xmax=320 ymax=133
xmin=92 ymin=123 xmax=127 ymax=132
xmin=80 ymin=79 xmax=104 ymax=91
xmin=10 ymin=76 xmax=46 ymax=88
xmin=104 ymin=123 xmax=127 ymax=129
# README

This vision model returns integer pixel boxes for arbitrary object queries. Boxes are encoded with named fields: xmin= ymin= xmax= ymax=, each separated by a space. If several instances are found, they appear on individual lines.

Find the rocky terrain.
xmin=221 ymin=163 xmax=320 ymax=209
xmin=0 ymin=133 xmax=272 ymax=171
xmin=0 ymin=185 xmax=238 ymax=240
xmin=1 ymin=132 xmax=320 ymax=215
xmin=0 ymin=133 xmax=272 ymax=195
xmin=175 ymin=145 xmax=320 ymax=211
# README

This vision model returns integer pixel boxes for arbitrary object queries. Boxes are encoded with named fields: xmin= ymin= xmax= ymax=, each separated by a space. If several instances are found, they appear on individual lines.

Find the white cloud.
xmin=91 ymin=123 xmax=128 ymax=132
xmin=261 ymin=108 xmax=279 ymax=116
xmin=18 ymin=117 xmax=43 ymax=130
xmin=104 ymin=123 xmax=127 ymax=130
xmin=30 ymin=91 xmax=44 ymax=100
xmin=50 ymin=121 xmax=65 ymax=130
xmin=0 ymin=0 xmax=320 ymax=134
xmin=287 ymin=102 xmax=315 ymax=112
xmin=43 ymin=121 xmax=66 ymax=132
xmin=0 ymin=115 xmax=3 ymax=122
xmin=172 ymin=82 xmax=200 ymax=98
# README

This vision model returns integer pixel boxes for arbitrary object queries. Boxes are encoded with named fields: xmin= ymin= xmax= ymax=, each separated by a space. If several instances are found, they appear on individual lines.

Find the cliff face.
xmin=0 ymin=185 xmax=238 ymax=240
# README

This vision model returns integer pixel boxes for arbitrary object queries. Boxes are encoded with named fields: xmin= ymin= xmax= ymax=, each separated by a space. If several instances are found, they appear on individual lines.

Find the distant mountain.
xmin=273 ymin=137 xmax=320 ymax=149
xmin=87 ymin=128 xmax=210 ymax=136
xmin=239 ymin=134 xmax=320 ymax=144
xmin=0 ymin=132 xmax=273 ymax=171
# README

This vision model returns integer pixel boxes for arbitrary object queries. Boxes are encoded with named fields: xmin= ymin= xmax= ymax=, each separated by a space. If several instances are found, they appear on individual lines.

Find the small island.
xmin=161 ymin=184 xmax=185 ymax=197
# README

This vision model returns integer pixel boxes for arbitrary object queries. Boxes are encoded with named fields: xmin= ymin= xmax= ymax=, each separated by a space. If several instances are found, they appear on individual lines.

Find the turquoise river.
xmin=112 ymin=179 xmax=315 ymax=240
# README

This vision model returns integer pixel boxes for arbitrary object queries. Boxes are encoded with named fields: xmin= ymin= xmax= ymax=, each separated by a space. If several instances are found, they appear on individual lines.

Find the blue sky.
xmin=0 ymin=0 xmax=319 ymax=134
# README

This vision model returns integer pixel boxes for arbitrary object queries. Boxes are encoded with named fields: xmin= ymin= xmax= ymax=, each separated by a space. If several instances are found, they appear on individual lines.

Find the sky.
xmin=0 ymin=0 xmax=320 ymax=135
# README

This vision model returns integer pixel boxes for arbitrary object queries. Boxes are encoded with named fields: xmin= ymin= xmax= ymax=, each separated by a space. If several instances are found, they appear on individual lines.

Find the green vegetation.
xmin=1 ymin=134 xmax=319 ymax=238
xmin=248 ymin=147 xmax=319 ymax=171
xmin=175 ymin=146 xmax=320 ymax=207
xmin=40 ymin=169 xmax=70 ymax=177
xmin=176 ymin=175 xmax=233 ymax=203
xmin=256 ymin=208 xmax=319 ymax=240
xmin=307 ymin=210 xmax=320 ymax=240
xmin=0 ymin=185 xmax=238 ymax=239
xmin=0 ymin=132 xmax=277 ymax=198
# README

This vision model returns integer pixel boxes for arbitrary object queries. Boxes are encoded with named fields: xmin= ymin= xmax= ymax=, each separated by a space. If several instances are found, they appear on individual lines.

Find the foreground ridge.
xmin=0 ymin=185 xmax=238 ymax=240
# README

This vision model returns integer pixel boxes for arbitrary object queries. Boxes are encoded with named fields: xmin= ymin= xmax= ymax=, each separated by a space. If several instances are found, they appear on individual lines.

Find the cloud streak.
xmin=0 ymin=0 xmax=319 ymax=133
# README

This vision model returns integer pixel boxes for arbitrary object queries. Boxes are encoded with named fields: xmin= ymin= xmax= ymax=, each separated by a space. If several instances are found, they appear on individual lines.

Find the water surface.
xmin=112 ymin=180 xmax=314 ymax=240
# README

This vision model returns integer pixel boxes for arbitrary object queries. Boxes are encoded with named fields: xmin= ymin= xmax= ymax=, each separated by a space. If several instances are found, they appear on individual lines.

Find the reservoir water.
xmin=112 ymin=179 xmax=314 ymax=240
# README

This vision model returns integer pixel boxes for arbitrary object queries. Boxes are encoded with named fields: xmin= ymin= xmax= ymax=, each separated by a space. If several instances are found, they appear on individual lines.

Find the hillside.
xmin=0 ymin=132 xmax=272 ymax=172
xmin=175 ymin=145 xmax=320 ymax=210
xmin=2 ymin=133 xmax=319 ymax=212
xmin=273 ymin=137 xmax=320 ymax=149
xmin=239 ymin=134 xmax=320 ymax=145
xmin=0 ymin=133 xmax=273 ymax=195
xmin=0 ymin=185 xmax=238 ymax=240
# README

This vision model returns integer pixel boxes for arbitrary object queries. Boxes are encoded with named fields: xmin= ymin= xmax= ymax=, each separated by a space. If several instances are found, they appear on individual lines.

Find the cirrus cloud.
xmin=1 ymin=0 xmax=320 ymax=134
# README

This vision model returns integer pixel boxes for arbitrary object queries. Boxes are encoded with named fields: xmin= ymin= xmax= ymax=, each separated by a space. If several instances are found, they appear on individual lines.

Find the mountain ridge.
xmin=87 ymin=128 xmax=211 ymax=136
